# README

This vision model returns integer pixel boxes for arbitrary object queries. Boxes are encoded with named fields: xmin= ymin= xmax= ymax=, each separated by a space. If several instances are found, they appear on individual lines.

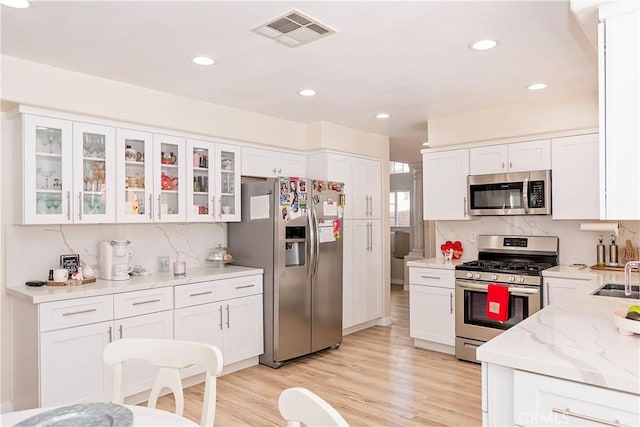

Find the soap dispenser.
xmin=608 ymin=234 xmax=619 ymax=267
xmin=596 ymin=235 xmax=606 ymax=266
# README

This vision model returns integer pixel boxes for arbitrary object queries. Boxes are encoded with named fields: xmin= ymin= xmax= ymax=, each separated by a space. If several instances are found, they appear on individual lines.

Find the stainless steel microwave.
xmin=467 ymin=170 xmax=551 ymax=216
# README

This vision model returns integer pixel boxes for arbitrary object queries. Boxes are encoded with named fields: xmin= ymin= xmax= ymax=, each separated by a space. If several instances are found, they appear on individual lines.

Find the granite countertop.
xmin=406 ymin=257 xmax=465 ymax=270
xmin=6 ymin=265 xmax=264 ymax=304
xmin=476 ymin=278 xmax=640 ymax=394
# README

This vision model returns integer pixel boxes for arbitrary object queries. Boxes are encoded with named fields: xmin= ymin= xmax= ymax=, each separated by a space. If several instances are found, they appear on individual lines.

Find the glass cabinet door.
xmin=73 ymin=123 xmax=116 ymax=223
xmin=215 ymin=144 xmax=241 ymax=222
xmin=23 ymin=115 xmax=73 ymax=224
xmin=116 ymin=129 xmax=154 ymax=223
xmin=186 ymin=139 xmax=214 ymax=222
xmin=153 ymin=134 xmax=186 ymax=222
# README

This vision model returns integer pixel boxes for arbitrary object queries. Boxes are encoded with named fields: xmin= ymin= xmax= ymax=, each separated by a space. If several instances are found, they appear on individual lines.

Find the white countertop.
xmin=7 ymin=265 xmax=263 ymax=304
xmin=476 ymin=278 xmax=640 ymax=394
xmin=543 ymin=264 xmax=627 ymax=283
xmin=406 ymin=257 xmax=465 ymax=270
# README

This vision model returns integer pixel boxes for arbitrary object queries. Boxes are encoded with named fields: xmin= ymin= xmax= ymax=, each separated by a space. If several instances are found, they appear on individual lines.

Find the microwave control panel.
xmin=529 ymin=181 xmax=546 ymax=208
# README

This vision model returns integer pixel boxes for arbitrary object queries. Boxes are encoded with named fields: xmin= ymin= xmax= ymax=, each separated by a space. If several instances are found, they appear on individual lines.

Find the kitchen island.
xmin=477 ymin=275 xmax=640 ymax=426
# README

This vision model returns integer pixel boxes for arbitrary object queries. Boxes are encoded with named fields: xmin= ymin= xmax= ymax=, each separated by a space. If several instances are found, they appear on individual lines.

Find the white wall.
xmin=434 ymin=218 xmax=639 ymax=265
xmin=426 ymin=93 xmax=598 ymax=146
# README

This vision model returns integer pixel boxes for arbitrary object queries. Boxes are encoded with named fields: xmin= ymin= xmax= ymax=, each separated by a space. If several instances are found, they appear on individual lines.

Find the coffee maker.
xmin=99 ymin=240 xmax=133 ymax=280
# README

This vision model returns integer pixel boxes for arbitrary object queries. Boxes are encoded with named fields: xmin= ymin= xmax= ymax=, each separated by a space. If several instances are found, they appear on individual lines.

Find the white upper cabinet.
xmin=186 ymin=139 xmax=216 ymax=222
xmin=599 ymin=6 xmax=640 ymax=219
xmin=153 ymin=134 xmax=187 ymax=223
xmin=469 ymin=140 xmax=551 ymax=175
xmin=116 ymin=129 xmax=154 ymax=223
xmin=213 ymin=144 xmax=241 ymax=222
xmin=423 ymin=149 xmax=469 ymax=220
xmin=18 ymin=114 xmax=116 ymax=225
xmin=552 ymin=133 xmax=599 ymax=220
xmin=241 ymin=147 xmax=306 ymax=178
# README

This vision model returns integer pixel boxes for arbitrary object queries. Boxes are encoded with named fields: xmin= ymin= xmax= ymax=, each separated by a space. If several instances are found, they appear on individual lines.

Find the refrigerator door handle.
xmin=312 ymin=206 xmax=320 ymax=283
xmin=307 ymin=203 xmax=316 ymax=285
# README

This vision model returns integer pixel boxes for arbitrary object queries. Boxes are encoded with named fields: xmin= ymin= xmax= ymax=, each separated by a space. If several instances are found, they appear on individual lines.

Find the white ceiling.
xmin=0 ymin=1 xmax=597 ymax=163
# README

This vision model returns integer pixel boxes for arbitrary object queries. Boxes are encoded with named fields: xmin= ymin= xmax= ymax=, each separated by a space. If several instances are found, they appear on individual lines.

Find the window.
xmin=389 ymin=161 xmax=410 ymax=174
xmin=390 ymin=190 xmax=410 ymax=227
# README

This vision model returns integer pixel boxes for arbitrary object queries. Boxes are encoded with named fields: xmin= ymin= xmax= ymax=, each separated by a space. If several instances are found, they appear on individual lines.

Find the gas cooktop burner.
xmin=457 ymin=260 xmax=555 ymax=276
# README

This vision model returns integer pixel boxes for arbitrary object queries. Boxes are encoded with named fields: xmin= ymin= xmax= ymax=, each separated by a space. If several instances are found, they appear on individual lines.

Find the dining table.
xmin=0 ymin=403 xmax=198 ymax=426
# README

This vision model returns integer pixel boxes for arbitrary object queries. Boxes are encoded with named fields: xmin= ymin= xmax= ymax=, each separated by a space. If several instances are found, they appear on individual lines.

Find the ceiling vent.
xmin=252 ymin=10 xmax=335 ymax=48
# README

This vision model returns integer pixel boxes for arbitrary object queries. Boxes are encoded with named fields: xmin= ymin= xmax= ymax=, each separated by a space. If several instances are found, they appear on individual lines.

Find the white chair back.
xmin=278 ymin=387 xmax=350 ymax=427
xmin=103 ymin=338 xmax=223 ymax=426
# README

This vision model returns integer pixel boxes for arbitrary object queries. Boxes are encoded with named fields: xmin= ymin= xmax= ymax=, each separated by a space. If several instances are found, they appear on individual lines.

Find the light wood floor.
xmin=156 ymin=285 xmax=482 ymax=426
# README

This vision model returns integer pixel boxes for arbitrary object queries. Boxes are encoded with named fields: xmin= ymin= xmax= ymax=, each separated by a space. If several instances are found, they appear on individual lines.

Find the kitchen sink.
xmin=592 ymin=283 xmax=640 ymax=299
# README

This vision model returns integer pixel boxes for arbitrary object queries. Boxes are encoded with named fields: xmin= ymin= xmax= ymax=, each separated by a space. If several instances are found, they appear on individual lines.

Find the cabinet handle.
xmin=545 ymin=281 xmax=550 ymax=306
xmin=509 ymin=161 xmax=513 ymax=169
xmin=450 ymin=292 xmax=453 ymax=314
xmin=157 ymin=195 xmax=162 ymax=220
xmin=132 ymin=299 xmax=160 ymax=306
xmin=551 ymin=408 xmax=624 ymax=427
xmin=420 ymin=275 xmax=440 ymax=280
xmin=272 ymin=168 xmax=277 ymax=175
xmin=78 ymin=192 xmax=83 ymax=220
xmin=369 ymin=195 xmax=373 ymax=216
xmin=66 ymin=191 xmax=71 ymax=220
xmin=62 ymin=308 xmax=97 ymax=317
xmin=148 ymin=194 xmax=153 ymax=220
xmin=108 ymin=326 xmax=112 ymax=342
xmin=225 ymin=304 xmax=230 ymax=328
xmin=190 ymin=291 xmax=213 ymax=297
xmin=501 ymin=162 xmax=505 ymax=169
xmin=119 ymin=324 xmax=123 ymax=339
xmin=218 ymin=306 xmax=223 ymax=330
xmin=463 ymin=196 xmax=467 ymax=217
xmin=235 ymin=284 xmax=255 ymax=289
xmin=211 ymin=197 xmax=216 ymax=218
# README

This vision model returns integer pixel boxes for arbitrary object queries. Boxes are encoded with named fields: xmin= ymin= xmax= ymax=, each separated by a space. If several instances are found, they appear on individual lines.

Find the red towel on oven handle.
xmin=486 ymin=284 xmax=509 ymax=322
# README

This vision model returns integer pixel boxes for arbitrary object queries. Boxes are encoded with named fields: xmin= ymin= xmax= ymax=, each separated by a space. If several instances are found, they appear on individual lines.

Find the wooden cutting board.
xmin=622 ymin=240 xmax=639 ymax=264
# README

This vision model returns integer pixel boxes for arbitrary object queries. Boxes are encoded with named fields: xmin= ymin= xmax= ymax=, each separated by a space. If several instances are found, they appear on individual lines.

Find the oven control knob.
xmin=509 ymin=276 xmax=515 ymax=282
xmin=466 ymin=272 xmax=473 ymax=279
xmin=491 ymin=274 xmax=498 ymax=281
xmin=473 ymin=273 xmax=481 ymax=279
xmin=517 ymin=276 xmax=525 ymax=283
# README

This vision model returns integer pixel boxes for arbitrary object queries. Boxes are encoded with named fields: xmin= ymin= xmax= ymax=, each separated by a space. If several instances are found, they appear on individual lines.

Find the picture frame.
xmin=60 ymin=254 xmax=80 ymax=278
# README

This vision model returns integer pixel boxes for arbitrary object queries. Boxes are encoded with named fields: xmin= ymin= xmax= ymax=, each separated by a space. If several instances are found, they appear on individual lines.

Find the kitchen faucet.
xmin=624 ymin=260 xmax=640 ymax=296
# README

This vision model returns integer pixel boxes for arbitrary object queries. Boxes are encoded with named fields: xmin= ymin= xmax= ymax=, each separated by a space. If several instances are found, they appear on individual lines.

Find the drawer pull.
xmin=132 ymin=299 xmax=161 ymax=306
xmin=62 ymin=308 xmax=97 ymax=317
xmin=551 ymin=408 xmax=624 ymax=426
xmin=190 ymin=291 xmax=213 ymax=297
xmin=235 ymin=284 xmax=255 ymax=290
xmin=420 ymin=275 xmax=441 ymax=280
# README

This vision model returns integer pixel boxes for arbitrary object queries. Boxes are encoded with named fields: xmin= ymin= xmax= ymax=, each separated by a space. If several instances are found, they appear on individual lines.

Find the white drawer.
xmin=39 ymin=295 xmax=113 ymax=332
xmin=113 ymin=287 xmax=173 ymax=319
xmin=220 ymin=274 xmax=263 ymax=300
xmin=409 ymin=267 xmax=454 ymax=288
xmin=174 ymin=281 xmax=224 ymax=309
xmin=513 ymin=370 xmax=640 ymax=426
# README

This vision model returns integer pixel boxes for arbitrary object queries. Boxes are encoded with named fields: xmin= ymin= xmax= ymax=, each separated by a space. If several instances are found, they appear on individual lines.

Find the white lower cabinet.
xmin=513 ymin=370 xmax=640 ymax=427
xmin=543 ymin=275 xmax=598 ymax=307
xmin=409 ymin=266 xmax=455 ymax=352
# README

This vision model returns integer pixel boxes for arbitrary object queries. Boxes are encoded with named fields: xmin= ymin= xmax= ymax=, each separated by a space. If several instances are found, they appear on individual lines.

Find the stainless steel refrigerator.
xmin=228 ymin=177 xmax=344 ymax=368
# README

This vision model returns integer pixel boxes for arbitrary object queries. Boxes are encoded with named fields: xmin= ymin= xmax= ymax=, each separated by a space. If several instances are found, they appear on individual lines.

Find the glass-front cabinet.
xmin=116 ymin=129 xmax=154 ymax=222
xmin=186 ymin=139 xmax=214 ymax=222
xmin=215 ymin=144 xmax=240 ymax=222
xmin=153 ymin=134 xmax=186 ymax=223
xmin=22 ymin=115 xmax=73 ymax=224
xmin=72 ymin=122 xmax=116 ymax=223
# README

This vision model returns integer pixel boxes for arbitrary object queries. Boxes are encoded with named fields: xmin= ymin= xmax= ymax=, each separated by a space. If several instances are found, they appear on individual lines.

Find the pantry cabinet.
xmin=241 ymin=146 xmax=306 ymax=178
xmin=16 ymin=114 xmax=116 ymax=224
xmin=469 ymin=140 xmax=551 ymax=175
xmin=551 ymin=133 xmax=599 ymax=220
xmin=423 ymin=148 xmax=469 ymax=220
xmin=409 ymin=266 xmax=455 ymax=353
xmin=598 ymin=6 xmax=640 ymax=219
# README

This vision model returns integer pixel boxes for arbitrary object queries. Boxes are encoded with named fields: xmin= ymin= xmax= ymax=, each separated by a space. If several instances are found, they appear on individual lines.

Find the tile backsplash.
xmin=5 ymin=223 xmax=226 ymax=287
xmin=436 ymin=217 xmax=639 ymax=265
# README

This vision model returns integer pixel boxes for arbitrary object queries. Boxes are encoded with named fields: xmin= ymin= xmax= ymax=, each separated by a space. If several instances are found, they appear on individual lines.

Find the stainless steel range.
xmin=455 ymin=234 xmax=559 ymax=363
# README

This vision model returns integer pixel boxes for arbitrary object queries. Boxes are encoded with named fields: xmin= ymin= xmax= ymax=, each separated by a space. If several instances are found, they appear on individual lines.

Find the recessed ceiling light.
xmin=298 ymin=89 xmax=317 ymax=97
xmin=375 ymin=113 xmax=390 ymax=119
xmin=527 ymin=82 xmax=547 ymax=91
xmin=1 ymin=0 xmax=30 ymax=8
xmin=192 ymin=56 xmax=215 ymax=66
xmin=469 ymin=39 xmax=498 ymax=51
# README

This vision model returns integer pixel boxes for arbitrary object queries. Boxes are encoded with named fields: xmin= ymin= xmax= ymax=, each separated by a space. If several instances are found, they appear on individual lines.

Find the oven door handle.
xmin=457 ymin=283 xmax=539 ymax=295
